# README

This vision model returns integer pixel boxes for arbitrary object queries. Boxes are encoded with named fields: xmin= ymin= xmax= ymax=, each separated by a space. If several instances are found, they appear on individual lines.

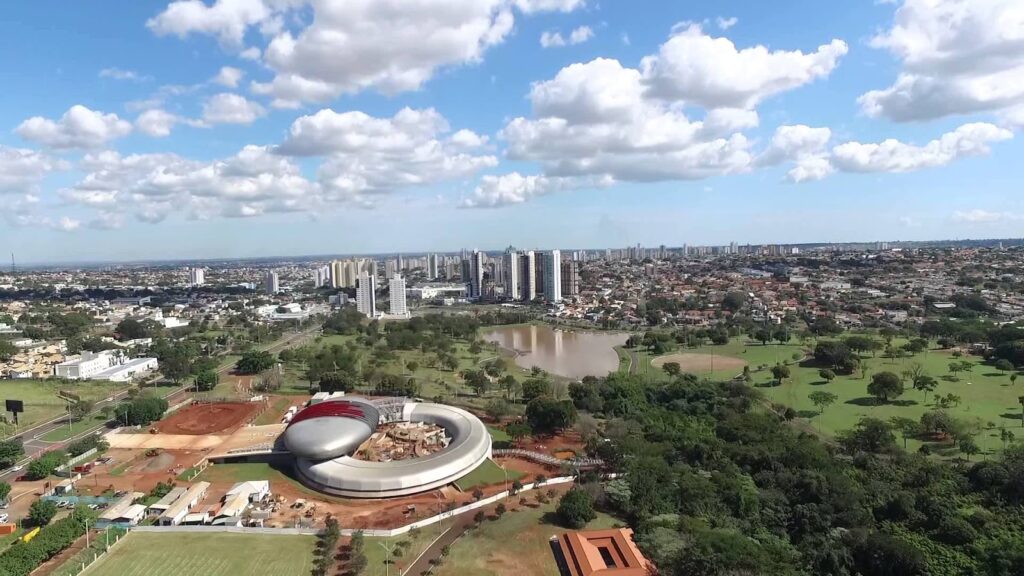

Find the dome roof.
xmin=282 ymin=398 xmax=380 ymax=460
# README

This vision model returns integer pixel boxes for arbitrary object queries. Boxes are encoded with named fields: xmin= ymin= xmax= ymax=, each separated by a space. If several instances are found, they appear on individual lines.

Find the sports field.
xmin=83 ymin=532 xmax=316 ymax=576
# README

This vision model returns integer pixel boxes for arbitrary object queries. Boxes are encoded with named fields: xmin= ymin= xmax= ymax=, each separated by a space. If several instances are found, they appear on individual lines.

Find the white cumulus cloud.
xmin=201 ymin=93 xmax=267 ymax=125
xmin=831 ymin=122 xmax=1012 ymax=173
xmin=213 ymin=65 xmax=245 ymax=88
xmin=861 ymin=0 xmax=1024 ymax=122
xmin=16 ymin=105 xmax=133 ymax=149
xmin=0 ymin=146 xmax=65 ymax=195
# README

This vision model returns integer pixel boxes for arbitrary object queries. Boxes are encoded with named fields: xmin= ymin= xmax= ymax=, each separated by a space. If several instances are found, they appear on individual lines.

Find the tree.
xmin=0 ymin=481 xmax=10 ymax=502
xmin=495 ymin=502 xmax=507 ymax=518
xmin=1019 ymin=396 xmax=1024 ymax=429
xmin=0 ymin=340 xmax=16 ymax=362
xmin=27 ymin=499 xmax=58 ymax=527
xmin=0 ymin=439 xmax=24 ymax=469
xmin=868 ymin=371 xmax=904 ymax=403
xmin=114 ymin=396 xmax=169 ymax=426
xmin=818 ymin=368 xmax=836 ymax=384
xmin=556 ymin=488 xmax=596 ymax=529
xmin=960 ymin=437 xmax=980 ymax=461
xmin=995 ymin=358 xmax=1015 ymax=377
xmin=662 ymin=362 xmax=681 ymax=377
xmin=235 ymin=350 xmax=276 ymax=374
xmin=318 ymin=370 xmax=357 ymax=393
xmin=771 ymin=364 xmax=791 ymax=385
xmin=115 ymin=318 xmax=151 ymax=340
xmin=912 ymin=375 xmax=938 ymax=403
xmin=485 ymin=399 xmax=512 ymax=421
xmin=889 ymin=416 xmax=919 ymax=450
xmin=808 ymin=391 xmax=838 ymax=415
xmin=526 ymin=397 xmax=577 ymax=435
xmin=1012 ymin=373 xmax=1019 ymax=387
xmin=68 ymin=400 xmax=93 ymax=422
xmin=505 ymin=421 xmax=532 ymax=443
xmin=840 ymin=417 xmax=897 ymax=454
xmin=473 ymin=510 xmax=486 ymax=525
xmin=194 ymin=370 xmax=219 ymax=392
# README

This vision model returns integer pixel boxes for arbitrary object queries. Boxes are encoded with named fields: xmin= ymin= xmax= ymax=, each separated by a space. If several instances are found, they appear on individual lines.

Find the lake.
xmin=480 ymin=324 xmax=628 ymax=379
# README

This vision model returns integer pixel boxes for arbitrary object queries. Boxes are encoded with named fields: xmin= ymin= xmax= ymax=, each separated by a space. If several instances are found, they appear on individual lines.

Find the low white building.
xmin=54 ymin=350 xmax=157 ymax=382
xmin=158 ymin=481 xmax=210 ymax=526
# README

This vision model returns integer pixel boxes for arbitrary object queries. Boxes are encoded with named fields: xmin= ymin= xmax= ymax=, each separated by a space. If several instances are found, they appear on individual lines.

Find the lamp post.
xmin=378 ymin=538 xmax=395 ymax=576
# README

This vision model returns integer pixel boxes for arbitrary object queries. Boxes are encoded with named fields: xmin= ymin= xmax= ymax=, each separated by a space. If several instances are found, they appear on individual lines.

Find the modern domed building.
xmin=280 ymin=396 xmax=492 ymax=498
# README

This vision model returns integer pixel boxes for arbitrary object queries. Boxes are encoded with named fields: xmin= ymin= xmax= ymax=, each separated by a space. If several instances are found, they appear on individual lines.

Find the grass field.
xmin=40 ymin=414 xmax=109 ymax=441
xmin=646 ymin=338 xmax=1024 ymax=456
xmin=363 ymin=529 xmax=437 ymax=576
xmin=641 ymin=339 xmax=807 ymax=382
xmin=0 ymin=379 xmax=126 ymax=436
xmin=83 ymin=532 xmax=316 ymax=576
xmin=454 ymin=459 xmax=524 ymax=492
xmin=436 ymin=502 xmax=621 ymax=576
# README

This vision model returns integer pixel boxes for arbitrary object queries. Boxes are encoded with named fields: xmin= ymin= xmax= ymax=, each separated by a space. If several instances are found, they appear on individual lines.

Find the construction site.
xmin=353 ymin=421 xmax=450 ymax=462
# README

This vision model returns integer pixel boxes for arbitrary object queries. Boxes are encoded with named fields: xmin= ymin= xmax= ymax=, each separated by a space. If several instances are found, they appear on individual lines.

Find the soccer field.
xmin=83 ymin=532 xmax=316 ymax=576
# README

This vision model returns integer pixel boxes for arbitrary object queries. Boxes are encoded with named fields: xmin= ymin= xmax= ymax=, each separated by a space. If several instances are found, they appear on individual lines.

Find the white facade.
xmin=468 ymin=251 xmax=484 ymax=299
xmin=188 ymin=267 xmax=205 ymax=287
xmin=389 ymin=276 xmax=409 ymax=317
xmin=265 ymin=270 xmax=280 ymax=294
xmin=356 ymin=273 xmax=377 ymax=318
xmin=427 ymin=254 xmax=440 ymax=280
xmin=54 ymin=350 xmax=157 ymax=381
xmin=543 ymin=250 xmax=562 ymax=303
xmin=503 ymin=249 xmax=520 ymax=301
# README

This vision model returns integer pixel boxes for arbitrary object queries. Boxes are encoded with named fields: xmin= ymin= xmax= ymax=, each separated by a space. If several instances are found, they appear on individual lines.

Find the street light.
xmin=378 ymin=538 xmax=396 ymax=576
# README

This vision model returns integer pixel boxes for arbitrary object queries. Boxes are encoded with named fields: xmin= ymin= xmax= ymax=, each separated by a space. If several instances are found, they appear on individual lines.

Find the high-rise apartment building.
xmin=356 ymin=273 xmax=376 ymax=318
xmin=503 ymin=248 xmax=520 ymax=300
xmin=188 ymin=267 xmax=205 ymax=287
xmin=561 ymin=259 xmax=578 ymax=297
xmin=543 ymin=250 xmax=562 ymax=303
xmin=389 ymin=276 xmax=408 ymax=317
xmin=265 ymin=270 xmax=279 ymax=294
xmin=467 ymin=251 xmax=484 ymax=299
xmin=427 ymin=254 xmax=440 ymax=280
xmin=520 ymin=251 xmax=536 ymax=301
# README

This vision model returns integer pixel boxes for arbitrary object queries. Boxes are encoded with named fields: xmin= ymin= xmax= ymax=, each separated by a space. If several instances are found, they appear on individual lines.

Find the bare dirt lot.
xmin=651 ymin=352 xmax=747 ymax=373
xmin=156 ymin=402 xmax=260 ymax=435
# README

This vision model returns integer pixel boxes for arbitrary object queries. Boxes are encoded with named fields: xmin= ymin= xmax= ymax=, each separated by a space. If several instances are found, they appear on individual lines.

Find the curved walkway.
xmin=493 ymin=448 xmax=603 ymax=470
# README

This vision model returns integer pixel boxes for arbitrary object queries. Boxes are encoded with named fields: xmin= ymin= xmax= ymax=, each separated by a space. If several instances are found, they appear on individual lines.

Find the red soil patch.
xmin=156 ymin=402 xmax=260 ymax=435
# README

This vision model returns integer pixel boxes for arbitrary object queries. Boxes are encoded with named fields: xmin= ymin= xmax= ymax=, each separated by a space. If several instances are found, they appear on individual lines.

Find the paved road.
xmin=0 ymin=325 xmax=321 ymax=482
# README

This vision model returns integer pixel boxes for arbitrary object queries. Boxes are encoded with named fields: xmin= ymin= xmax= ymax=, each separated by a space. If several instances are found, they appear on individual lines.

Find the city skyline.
xmin=2 ymin=1 xmax=1023 ymax=263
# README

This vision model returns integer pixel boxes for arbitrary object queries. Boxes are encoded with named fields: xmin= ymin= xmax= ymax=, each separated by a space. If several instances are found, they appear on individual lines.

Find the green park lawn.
xmin=0 ymin=379 xmax=126 ymax=436
xmin=363 ymin=528 xmax=437 ymax=576
xmin=82 ymin=532 xmax=316 ymax=576
xmin=454 ymin=459 xmax=524 ymax=492
xmin=755 ymin=347 xmax=1024 ymax=455
xmin=435 ymin=501 xmax=622 ymax=576
xmin=39 ymin=413 xmax=110 ymax=441
xmin=643 ymin=338 xmax=807 ymax=382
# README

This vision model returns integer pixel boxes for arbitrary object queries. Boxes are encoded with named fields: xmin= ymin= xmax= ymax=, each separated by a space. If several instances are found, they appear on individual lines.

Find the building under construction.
xmin=353 ymin=422 xmax=450 ymax=462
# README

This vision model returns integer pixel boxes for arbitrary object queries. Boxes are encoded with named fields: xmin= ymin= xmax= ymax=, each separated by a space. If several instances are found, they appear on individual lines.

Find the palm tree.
xmin=1019 ymin=396 xmax=1024 ymax=428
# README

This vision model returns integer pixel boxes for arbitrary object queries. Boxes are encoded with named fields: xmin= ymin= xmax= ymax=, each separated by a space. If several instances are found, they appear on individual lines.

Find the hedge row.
xmin=0 ymin=511 xmax=90 ymax=576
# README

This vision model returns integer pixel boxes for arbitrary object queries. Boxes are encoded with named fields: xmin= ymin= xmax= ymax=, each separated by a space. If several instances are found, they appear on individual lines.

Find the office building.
xmin=520 ymin=251 xmax=536 ymax=301
xmin=503 ymin=248 xmax=520 ymax=300
xmin=543 ymin=250 xmax=562 ymax=303
xmin=188 ymin=267 xmax=205 ymax=287
xmin=264 ymin=270 xmax=279 ymax=295
xmin=389 ymin=276 xmax=408 ymax=317
xmin=561 ymin=259 xmax=579 ymax=297
xmin=356 ymin=273 xmax=376 ymax=318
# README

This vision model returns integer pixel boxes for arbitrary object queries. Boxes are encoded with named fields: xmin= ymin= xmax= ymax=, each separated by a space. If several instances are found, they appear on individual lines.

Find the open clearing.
xmin=436 ymin=501 xmax=621 ymax=576
xmin=0 ymin=379 xmax=126 ymax=434
xmin=82 ymin=532 xmax=316 ymax=576
xmin=454 ymin=458 xmax=524 ymax=492
xmin=155 ymin=401 xmax=259 ymax=435
xmin=651 ymin=352 xmax=747 ymax=375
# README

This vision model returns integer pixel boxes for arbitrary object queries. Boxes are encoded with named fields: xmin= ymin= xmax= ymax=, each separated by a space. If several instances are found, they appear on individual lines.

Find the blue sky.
xmin=1 ymin=0 xmax=1022 ymax=263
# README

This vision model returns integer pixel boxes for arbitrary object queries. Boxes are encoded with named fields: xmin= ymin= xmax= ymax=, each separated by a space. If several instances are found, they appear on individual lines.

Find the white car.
xmin=10 ymin=465 xmax=23 ymax=473
xmin=0 ymin=514 xmax=8 ymax=523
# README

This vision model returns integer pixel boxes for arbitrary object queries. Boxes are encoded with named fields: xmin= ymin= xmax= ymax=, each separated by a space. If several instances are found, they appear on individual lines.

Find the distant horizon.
xmin=7 ymin=236 xmax=1022 ymax=271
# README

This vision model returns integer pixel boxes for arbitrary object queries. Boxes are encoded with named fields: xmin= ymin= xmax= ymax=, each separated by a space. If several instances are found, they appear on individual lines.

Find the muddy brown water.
xmin=480 ymin=324 xmax=628 ymax=379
